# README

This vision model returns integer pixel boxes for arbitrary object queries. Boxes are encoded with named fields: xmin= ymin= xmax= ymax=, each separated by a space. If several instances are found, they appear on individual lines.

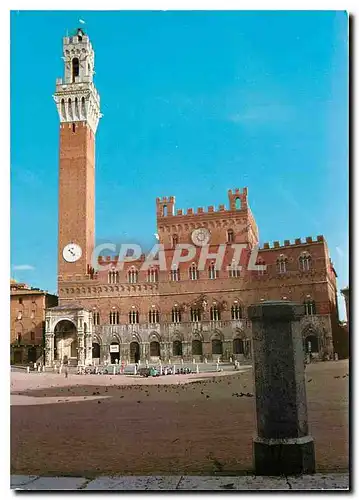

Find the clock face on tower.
xmin=191 ymin=228 xmax=211 ymax=246
xmin=62 ymin=243 xmax=82 ymax=263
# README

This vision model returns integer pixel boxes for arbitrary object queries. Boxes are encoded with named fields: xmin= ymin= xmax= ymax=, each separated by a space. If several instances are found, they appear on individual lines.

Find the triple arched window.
xmin=228 ymin=261 xmax=240 ymax=278
xmin=148 ymin=309 xmax=160 ymax=324
xmin=128 ymin=268 xmax=138 ymax=284
xmin=170 ymin=268 xmax=180 ymax=281
xmin=231 ymin=303 xmax=242 ymax=320
xmin=210 ymin=304 xmax=220 ymax=321
xmin=129 ymin=310 xmax=139 ymax=324
xmin=147 ymin=268 xmax=158 ymax=283
xmin=172 ymin=307 xmax=181 ymax=323
xmin=190 ymin=307 xmax=201 ymax=322
xmin=109 ymin=311 xmax=120 ymax=325
xmin=108 ymin=270 xmax=119 ymax=284
xmin=256 ymin=258 xmax=266 ymax=275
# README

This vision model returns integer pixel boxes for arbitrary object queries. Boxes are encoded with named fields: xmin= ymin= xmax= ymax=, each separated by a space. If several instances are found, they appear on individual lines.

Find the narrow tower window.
xmin=72 ymin=123 xmax=76 ymax=133
xmin=72 ymin=58 xmax=79 ymax=82
xmin=235 ymin=197 xmax=241 ymax=210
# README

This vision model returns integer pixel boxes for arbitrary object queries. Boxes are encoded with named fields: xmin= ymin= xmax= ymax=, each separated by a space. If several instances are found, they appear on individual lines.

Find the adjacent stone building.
xmin=45 ymin=28 xmax=344 ymax=367
xmin=11 ymin=280 xmax=58 ymax=364
xmin=341 ymin=286 xmax=349 ymax=323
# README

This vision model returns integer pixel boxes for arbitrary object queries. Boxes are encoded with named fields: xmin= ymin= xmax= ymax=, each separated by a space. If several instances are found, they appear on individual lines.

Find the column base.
xmin=253 ymin=435 xmax=315 ymax=476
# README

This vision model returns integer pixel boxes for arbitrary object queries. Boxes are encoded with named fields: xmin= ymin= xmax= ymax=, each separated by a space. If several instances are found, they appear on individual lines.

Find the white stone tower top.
xmin=53 ymin=28 xmax=101 ymax=134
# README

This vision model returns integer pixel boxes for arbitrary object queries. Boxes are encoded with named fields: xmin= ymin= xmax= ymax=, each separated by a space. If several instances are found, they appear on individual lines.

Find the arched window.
xmin=81 ymin=96 xmax=86 ymax=117
xmin=172 ymin=234 xmax=178 ymax=248
xmin=108 ymin=270 xmax=119 ymax=284
xmin=210 ymin=304 xmax=220 ymax=321
xmin=228 ymin=261 xmax=240 ymax=278
xmin=304 ymin=301 xmax=316 ymax=316
xmin=170 ymin=267 xmax=180 ymax=281
xmin=72 ymin=57 xmax=79 ymax=82
xmin=231 ymin=303 xmax=242 ymax=320
xmin=189 ymin=264 xmax=199 ymax=280
xmin=299 ymin=253 xmax=312 ymax=272
xmin=235 ymin=197 xmax=241 ymax=210
xmin=163 ymin=205 xmax=167 ymax=216
xmin=61 ymin=98 xmax=66 ymax=119
xmin=128 ymin=268 xmax=138 ymax=284
xmin=129 ymin=310 xmax=139 ymax=324
xmin=233 ymin=338 xmax=245 ymax=354
xmin=93 ymin=311 xmax=100 ymax=325
xmin=148 ymin=309 xmax=160 ymax=324
xmin=147 ymin=268 xmax=158 ymax=283
xmin=192 ymin=339 xmax=203 ymax=355
xmin=190 ymin=307 xmax=201 ymax=322
xmin=172 ymin=307 xmax=181 ymax=323
xmin=109 ymin=311 xmax=120 ymax=325
xmin=173 ymin=340 xmax=182 ymax=356
xmin=208 ymin=263 xmax=218 ymax=280
xmin=227 ymin=229 xmax=234 ymax=243
xmin=277 ymin=255 xmax=288 ymax=274
xmin=256 ymin=258 xmax=266 ymax=276
xmin=68 ymin=98 xmax=73 ymax=120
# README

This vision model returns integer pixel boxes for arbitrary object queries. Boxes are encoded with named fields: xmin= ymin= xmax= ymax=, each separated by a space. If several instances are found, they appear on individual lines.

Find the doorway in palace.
xmin=150 ymin=341 xmax=160 ymax=358
xmin=110 ymin=342 xmax=120 ymax=364
xmin=13 ymin=349 xmax=22 ymax=365
xmin=54 ymin=320 xmax=77 ymax=364
xmin=27 ymin=346 xmax=37 ymax=363
xmin=304 ymin=334 xmax=319 ymax=356
xmin=92 ymin=342 xmax=100 ymax=362
xmin=130 ymin=341 xmax=140 ymax=363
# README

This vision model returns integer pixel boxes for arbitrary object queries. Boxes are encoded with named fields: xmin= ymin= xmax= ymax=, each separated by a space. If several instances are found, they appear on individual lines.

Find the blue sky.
xmin=10 ymin=10 xmax=348 ymax=317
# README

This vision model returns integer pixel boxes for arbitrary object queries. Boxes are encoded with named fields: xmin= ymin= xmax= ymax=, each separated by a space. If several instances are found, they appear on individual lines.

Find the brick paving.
xmin=11 ymin=360 xmax=349 ymax=477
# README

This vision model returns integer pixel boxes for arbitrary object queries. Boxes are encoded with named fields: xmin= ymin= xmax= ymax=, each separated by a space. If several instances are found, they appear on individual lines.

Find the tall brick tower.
xmin=53 ymin=28 xmax=100 ymax=284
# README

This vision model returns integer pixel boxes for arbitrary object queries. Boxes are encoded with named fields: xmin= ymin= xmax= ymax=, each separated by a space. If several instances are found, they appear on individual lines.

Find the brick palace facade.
xmin=44 ymin=28 xmax=344 ymax=366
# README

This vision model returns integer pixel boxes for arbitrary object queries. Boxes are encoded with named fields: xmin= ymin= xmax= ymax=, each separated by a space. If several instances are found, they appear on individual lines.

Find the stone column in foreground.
xmin=248 ymin=301 xmax=315 ymax=476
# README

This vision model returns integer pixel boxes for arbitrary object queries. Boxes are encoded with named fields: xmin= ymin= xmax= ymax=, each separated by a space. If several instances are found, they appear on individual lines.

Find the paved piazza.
xmin=11 ymin=360 xmax=348 ymax=477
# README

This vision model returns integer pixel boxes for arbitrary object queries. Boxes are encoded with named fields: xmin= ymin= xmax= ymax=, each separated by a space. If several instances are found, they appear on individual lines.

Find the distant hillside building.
xmin=44 ymin=28 xmax=346 ymax=367
xmin=11 ymin=280 xmax=58 ymax=364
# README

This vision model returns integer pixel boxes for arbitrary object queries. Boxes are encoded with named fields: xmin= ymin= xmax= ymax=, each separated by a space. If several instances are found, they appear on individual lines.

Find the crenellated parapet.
xmin=156 ymin=188 xmax=249 ymax=221
xmin=260 ymin=235 xmax=325 ymax=250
